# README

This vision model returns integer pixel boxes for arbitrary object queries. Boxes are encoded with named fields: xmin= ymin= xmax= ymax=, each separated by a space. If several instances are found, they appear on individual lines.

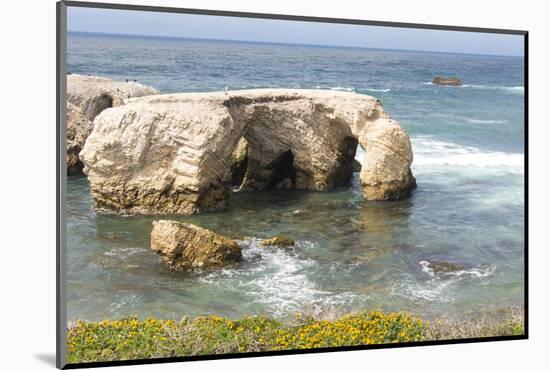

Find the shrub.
xmin=67 ymin=315 xmax=282 ymax=363
xmin=67 ymin=308 xmax=524 ymax=364
xmin=273 ymin=311 xmax=423 ymax=350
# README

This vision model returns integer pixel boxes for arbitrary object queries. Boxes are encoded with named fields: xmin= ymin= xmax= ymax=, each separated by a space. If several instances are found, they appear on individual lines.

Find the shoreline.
xmin=67 ymin=307 xmax=524 ymax=363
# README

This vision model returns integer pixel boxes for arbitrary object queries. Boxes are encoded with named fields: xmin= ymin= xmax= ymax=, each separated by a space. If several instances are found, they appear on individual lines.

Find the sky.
xmin=67 ymin=7 xmax=524 ymax=57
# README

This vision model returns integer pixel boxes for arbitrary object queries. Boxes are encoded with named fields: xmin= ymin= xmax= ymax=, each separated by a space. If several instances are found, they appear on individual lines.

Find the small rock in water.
xmin=150 ymin=220 xmax=242 ymax=271
xmin=260 ymin=236 xmax=296 ymax=247
xmin=432 ymin=76 xmax=463 ymax=86
xmin=423 ymin=260 xmax=464 ymax=274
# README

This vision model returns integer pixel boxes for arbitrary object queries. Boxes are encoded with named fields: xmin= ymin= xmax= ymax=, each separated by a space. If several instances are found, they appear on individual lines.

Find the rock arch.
xmin=80 ymin=89 xmax=415 ymax=215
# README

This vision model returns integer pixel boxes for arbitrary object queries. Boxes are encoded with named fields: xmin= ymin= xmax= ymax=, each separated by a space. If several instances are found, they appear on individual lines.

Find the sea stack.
xmin=80 ymin=89 xmax=416 ymax=215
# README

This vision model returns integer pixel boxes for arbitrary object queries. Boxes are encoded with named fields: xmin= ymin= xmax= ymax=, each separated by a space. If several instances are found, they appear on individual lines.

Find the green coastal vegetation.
xmin=67 ymin=307 xmax=524 ymax=363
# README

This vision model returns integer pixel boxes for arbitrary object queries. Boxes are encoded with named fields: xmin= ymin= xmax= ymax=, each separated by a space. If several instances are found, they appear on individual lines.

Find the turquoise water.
xmin=66 ymin=32 xmax=525 ymax=322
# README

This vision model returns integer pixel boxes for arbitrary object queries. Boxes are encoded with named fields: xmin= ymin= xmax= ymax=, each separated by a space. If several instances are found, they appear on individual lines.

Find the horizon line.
xmin=67 ymin=30 xmax=523 ymax=58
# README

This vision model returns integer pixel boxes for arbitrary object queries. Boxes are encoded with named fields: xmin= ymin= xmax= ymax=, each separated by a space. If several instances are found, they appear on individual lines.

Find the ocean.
xmin=66 ymin=31 xmax=525 ymax=322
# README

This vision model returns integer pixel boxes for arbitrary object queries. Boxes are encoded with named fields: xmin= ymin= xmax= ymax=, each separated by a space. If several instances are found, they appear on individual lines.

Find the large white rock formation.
xmin=80 ymin=89 xmax=415 ymax=214
xmin=66 ymin=74 xmax=159 ymax=174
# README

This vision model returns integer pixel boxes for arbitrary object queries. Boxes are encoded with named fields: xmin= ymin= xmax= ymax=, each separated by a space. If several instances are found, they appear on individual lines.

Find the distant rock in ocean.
xmin=65 ymin=74 xmax=159 ymax=175
xmin=432 ymin=76 xmax=463 ymax=86
xmin=80 ymin=89 xmax=416 ymax=215
xmin=150 ymin=220 xmax=242 ymax=271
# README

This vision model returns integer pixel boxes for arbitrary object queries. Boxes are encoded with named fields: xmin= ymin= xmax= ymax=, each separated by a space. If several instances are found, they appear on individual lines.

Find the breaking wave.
xmin=423 ymin=82 xmax=524 ymax=94
xmin=461 ymin=85 xmax=524 ymax=94
xmin=410 ymin=136 xmax=524 ymax=173
xmin=316 ymin=86 xmax=391 ymax=93
xmin=465 ymin=118 xmax=507 ymax=124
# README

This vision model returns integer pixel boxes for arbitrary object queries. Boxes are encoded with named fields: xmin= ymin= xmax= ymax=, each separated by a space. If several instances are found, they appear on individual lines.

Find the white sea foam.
xmin=360 ymin=88 xmax=391 ymax=93
xmin=355 ymin=146 xmax=367 ymax=163
xmin=330 ymin=86 xmax=355 ymax=92
xmin=109 ymin=293 xmax=142 ymax=313
xmin=400 ymin=280 xmax=456 ymax=302
xmin=419 ymin=260 xmax=433 ymax=274
xmin=462 ymin=84 xmax=524 ymax=93
xmin=313 ymin=86 xmax=391 ymax=93
xmin=422 ymin=82 xmax=524 ymax=94
xmin=200 ymin=238 xmax=359 ymax=317
xmin=465 ymin=118 xmax=507 ymax=124
xmin=419 ymin=260 xmax=495 ymax=278
xmin=357 ymin=137 xmax=524 ymax=173
xmin=504 ymin=86 xmax=525 ymax=93
xmin=410 ymin=136 xmax=524 ymax=173
xmin=393 ymin=261 xmax=495 ymax=303
xmin=104 ymin=247 xmax=146 ymax=258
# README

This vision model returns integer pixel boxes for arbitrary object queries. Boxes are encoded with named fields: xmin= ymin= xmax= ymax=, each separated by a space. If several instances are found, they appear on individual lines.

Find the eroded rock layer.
xmin=81 ymin=89 xmax=415 ymax=214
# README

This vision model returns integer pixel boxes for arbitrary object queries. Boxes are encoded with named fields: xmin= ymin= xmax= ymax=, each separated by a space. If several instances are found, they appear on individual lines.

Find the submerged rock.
xmin=260 ymin=236 xmax=296 ymax=247
xmin=81 ymin=89 xmax=415 ymax=215
xmin=432 ymin=76 xmax=463 ymax=86
xmin=150 ymin=220 xmax=242 ymax=271
xmin=422 ymin=260 xmax=464 ymax=274
xmin=66 ymin=102 xmax=93 ymax=175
